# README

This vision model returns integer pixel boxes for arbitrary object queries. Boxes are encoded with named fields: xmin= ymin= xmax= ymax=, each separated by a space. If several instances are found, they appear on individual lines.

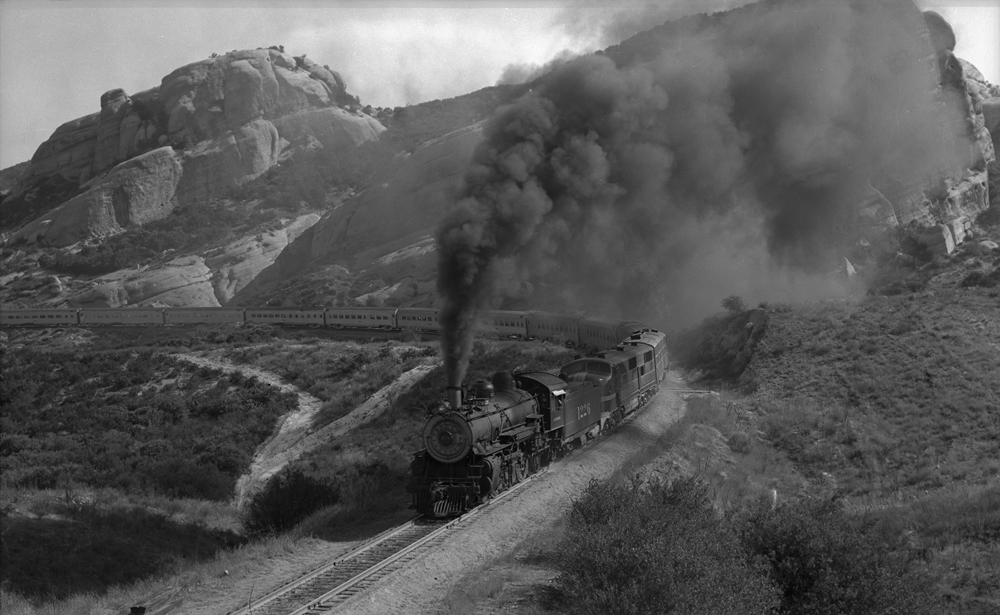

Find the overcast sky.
xmin=1 ymin=0 xmax=997 ymax=169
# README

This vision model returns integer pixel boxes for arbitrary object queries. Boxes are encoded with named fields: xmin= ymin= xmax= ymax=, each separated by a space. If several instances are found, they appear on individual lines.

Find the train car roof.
xmin=245 ymin=306 xmax=324 ymax=311
xmin=596 ymin=344 xmax=646 ymax=365
xmin=516 ymin=371 xmax=570 ymax=394
xmin=622 ymin=329 xmax=665 ymax=347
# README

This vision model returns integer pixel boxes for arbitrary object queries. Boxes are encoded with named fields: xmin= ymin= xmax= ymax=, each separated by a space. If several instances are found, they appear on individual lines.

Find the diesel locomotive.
xmin=408 ymin=327 xmax=668 ymax=517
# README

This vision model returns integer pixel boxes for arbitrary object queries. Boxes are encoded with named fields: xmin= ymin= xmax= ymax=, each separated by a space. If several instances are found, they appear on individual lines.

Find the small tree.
xmin=722 ymin=295 xmax=747 ymax=314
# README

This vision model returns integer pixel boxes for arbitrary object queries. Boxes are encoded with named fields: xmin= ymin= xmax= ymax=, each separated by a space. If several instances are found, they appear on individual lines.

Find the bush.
xmin=669 ymin=310 xmax=768 ymax=387
xmin=736 ymin=497 xmax=941 ymax=614
xmin=960 ymin=266 xmax=1000 ymax=288
xmin=722 ymin=294 xmax=747 ymax=314
xmin=556 ymin=477 xmax=779 ymax=615
xmin=241 ymin=467 xmax=339 ymax=537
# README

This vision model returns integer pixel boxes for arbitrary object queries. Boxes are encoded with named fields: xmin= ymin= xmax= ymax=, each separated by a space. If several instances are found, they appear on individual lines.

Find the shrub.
xmin=669 ymin=310 xmax=768 ymax=387
xmin=736 ymin=497 xmax=941 ymax=614
xmin=556 ymin=477 xmax=779 ymax=615
xmin=241 ymin=467 xmax=339 ymax=537
xmin=722 ymin=294 xmax=747 ymax=314
xmin=959 ymin=266 xmax=1000 ymax=288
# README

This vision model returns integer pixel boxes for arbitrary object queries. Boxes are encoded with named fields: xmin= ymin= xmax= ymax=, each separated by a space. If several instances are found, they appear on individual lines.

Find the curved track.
xmin=226 ymin=473 xmax=542 ymax=615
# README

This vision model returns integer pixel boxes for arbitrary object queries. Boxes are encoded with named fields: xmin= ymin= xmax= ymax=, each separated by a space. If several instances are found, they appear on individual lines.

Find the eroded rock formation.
xmin=4 ymin=48 xmax=384 ymax=241
xmin=68 ymin=213 xmax=321 ymax=307
xmin=11 ymin=147 xmax=182 ymax=246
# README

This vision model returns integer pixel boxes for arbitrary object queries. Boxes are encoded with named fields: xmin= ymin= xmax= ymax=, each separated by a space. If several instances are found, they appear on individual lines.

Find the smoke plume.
xmin=437 ymin=0 xmax=971 ymax=388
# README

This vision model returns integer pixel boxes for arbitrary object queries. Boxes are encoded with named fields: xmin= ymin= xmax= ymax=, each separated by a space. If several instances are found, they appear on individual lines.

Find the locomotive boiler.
xmin=408 ymin=372 xmax=547 ymax=517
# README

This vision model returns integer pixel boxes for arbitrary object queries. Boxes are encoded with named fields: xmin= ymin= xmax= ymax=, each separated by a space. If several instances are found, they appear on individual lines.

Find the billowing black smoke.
xmin=437 ymin=0 xmax=970 ymax=388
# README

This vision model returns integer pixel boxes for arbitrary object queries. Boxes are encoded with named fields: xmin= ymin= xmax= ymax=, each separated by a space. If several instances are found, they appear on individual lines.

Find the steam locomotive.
xmin=408 ymin=328 xmax=667 ymax=517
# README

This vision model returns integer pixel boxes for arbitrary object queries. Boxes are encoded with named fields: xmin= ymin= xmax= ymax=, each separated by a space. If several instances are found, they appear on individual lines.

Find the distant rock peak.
xmin=3 ymin=47 xmax=385 ymax=241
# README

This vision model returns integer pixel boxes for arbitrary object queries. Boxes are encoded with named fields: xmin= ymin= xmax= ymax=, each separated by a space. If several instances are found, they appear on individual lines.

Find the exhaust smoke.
xmin=437 ymin=0 xmax=973 ymax=388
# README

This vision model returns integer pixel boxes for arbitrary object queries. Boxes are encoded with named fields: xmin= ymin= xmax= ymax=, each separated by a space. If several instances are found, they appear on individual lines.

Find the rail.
xmin=226 ymin=470 xmax=543 ymax=615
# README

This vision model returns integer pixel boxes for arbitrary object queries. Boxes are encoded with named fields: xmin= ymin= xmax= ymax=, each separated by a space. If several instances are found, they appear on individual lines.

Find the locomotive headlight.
xmin=424 ymin=413 xmax=473 ymax=463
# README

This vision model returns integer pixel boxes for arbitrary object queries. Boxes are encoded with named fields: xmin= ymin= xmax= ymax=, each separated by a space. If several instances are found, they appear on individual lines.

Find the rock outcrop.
xmin=856 ymin=12 xmax=995 ymax=252
xmin=74 ymin=255 xmax=217 ymax=307
xmin=227 ymin=123 xmax=483 ymax=305
xmin=11 ymin=147 xmax=182 ymax=246
xmin=960 ymin=59 xmax=1000 ymax=153
xmin=67 ymin=213 xmax=319 ymax=307
xmin=4 ymin=48 xmax=385 ymax=237
xmin=205 ymin=213 xmax=319 ymax=304
xmin=173 ymin=118 xmax=280 ymax=204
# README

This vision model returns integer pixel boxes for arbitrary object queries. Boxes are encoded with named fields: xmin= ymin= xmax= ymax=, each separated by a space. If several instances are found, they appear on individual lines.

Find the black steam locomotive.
xmin=408 ymin=328 xmax=668 ymax=517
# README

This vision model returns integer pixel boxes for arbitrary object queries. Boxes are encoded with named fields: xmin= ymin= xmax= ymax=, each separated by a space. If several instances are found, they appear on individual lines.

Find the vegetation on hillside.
xmin=499 ymin=216 xmax=998 ymax=615
xmin=0 ymin=174 xmax=84 ymax=232
xmin=223 ymin=339 xmax=437 ymax=427
xmin=0 ymin=341 xmax=305 ymax=604
xmin=555 ymin=477 xmax=938 ymax=615
xmin=0 ymin=347 xmax=295 ymax=500
xmin=3 ymin=503 xmax=240 ymax=602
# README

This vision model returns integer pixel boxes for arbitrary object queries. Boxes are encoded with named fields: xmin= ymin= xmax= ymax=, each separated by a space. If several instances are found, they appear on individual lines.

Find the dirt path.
xmin=173 ymin=353 xmax=439 ymax=506
xmin=336 ymin=371 xmax=689 ymax=615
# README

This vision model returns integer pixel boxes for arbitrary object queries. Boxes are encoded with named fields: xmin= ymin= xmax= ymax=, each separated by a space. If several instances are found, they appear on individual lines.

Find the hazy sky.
xmin=0 ymin=0 xmax=997 ymax=169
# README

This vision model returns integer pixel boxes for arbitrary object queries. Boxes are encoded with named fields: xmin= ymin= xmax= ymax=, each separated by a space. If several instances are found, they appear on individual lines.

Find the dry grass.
xmin=737 ymin=275 xmax=1000 ymax=610
xmin=751 ymin=289 xmax=1000 ymax=495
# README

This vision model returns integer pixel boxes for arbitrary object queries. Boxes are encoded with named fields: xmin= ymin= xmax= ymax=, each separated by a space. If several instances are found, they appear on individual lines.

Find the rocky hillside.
xmin=1 ymin=1 xmax=999 ymax=312
xmin=3 ymin=48 xmax=382 ymax=245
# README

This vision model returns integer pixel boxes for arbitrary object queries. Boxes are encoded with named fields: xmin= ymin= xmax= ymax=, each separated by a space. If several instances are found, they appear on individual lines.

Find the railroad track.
xmin=227 ymin=472 xmax=542 ymax=615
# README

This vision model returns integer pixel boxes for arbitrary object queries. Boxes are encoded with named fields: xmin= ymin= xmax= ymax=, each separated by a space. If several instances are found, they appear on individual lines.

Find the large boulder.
xmin=917 ymin=224 xmax=955 ymax=256
xmin=174 ymin=119 xmax=280 ymax=204
xmin=11 ymin=147 xmax=182 ymax=246
xmin=272 ymin=107 xmax=385 ymax=153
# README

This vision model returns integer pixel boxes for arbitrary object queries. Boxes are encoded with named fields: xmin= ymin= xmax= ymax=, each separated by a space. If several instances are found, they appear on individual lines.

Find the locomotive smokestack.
xmin=446 ymin=386 xmax=463 ymax=410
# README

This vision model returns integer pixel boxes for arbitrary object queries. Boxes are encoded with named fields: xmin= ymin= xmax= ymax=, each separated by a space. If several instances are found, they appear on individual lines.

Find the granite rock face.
xmin=206 ymin=213 xmax=319 ymax=304
xmin=74 ymin=255 xmax=217 ymax=307
xmin=5 ymin=48 xmax=384 ymax=238
xmin=11 ymin=147 xmax=182 ymax=246
xmin=855 ymin=12 xmax=995 ymax=244
xmin=68 ymin=214 xmax=320 ymax=307
xmin=174 ymin=118 xmax=280 ymax=205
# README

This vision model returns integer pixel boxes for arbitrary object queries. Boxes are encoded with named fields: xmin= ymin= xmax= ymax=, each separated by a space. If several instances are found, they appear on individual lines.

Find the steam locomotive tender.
xmin=408 ymin=328 xmax=667 ymax=517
